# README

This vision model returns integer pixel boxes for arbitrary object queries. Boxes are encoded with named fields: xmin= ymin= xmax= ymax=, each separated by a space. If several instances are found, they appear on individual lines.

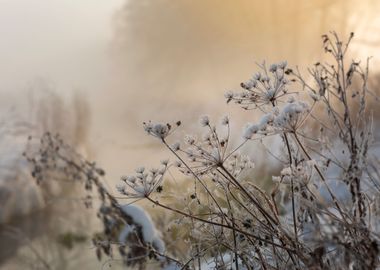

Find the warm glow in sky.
xmin=0 ymin=0 xmax=379 ymax=181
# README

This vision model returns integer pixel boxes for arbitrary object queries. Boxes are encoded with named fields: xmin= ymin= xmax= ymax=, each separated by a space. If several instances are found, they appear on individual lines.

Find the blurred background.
xmin=0 ymin=0 xmax=380 ymax=268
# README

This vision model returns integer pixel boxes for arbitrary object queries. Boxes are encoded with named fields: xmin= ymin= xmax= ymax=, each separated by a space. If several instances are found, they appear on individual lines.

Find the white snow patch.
xmin=120 ymin=204 xmax=165 ymax=253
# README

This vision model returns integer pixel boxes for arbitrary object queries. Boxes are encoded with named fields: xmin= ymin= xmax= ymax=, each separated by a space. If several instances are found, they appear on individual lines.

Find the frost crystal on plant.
xmin=228 ymin=61 xmax=294 ymax=111
xmin=25 ymin=32 xmax=380 ymax=270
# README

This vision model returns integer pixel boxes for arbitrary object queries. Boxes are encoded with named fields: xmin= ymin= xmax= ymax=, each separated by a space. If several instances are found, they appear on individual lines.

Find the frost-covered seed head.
xmin=278 ymin=61 xmax=287 ymax=69
xmin=135 ymin=167 xmax=145 ymax=174
xmin=152 ymin=124 xmax=169 ymax=138
xmin=224 ymin=91 xmax=234 ymax=99
xmin=269 ymin=64 xmax=278 ymax=73
xmin=127 ymin=175 xmax=136 ymax=183
xmin=160 ymin=159 xmax=169 ymax=166
xmin=116 ymin=183 xmax=126 ymax=193
xmin=287 ymin=95 xmax=295 ymax=103
xmin=200 ymin=115 xmax=210 ymax=127
xmin=174 ymin=161 xmax=182 ymax=167
xmin=185 ymin=135 xmax=196 ymax=145
xmin=158 ymin=167 xmax=166 ymax=175
xmin=273 ymin=101 xmax=310 ymax=131
xmin=143 ymin=122 xmax=153 ymax=133
xmin=243 ymin=124 xmax=259 ymax=140
xmin=150 ymin=168 xmax=158 ymax=175
xmin=143 ymin=121 xmax=172 ymax=140
xmin=310 ymin=92 xmax=320 ymax=101
xmin=221 ymin=116 xmax=229 ymax=126
xmin=171 ymin=142 xmax=180 ymax=151
xmin=254 ymin=72 xmax=262 ymax=80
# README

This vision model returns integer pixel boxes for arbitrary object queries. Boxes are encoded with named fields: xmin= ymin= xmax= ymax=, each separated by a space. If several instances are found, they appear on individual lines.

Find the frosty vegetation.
xmin=27 ymin=33 xmax=380 ymax=269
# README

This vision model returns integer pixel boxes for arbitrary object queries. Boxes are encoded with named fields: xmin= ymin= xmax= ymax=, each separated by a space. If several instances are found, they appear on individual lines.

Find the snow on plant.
xmin=25 ymin=132 xmax=173 ymax=269
xmin=119 ymin=32 xmax=379 ymax=269
xmin=119 ymin=204 xmax=165 ymax=253
xmin=27 ymin=32 xmax=380 ymax=269
xmin=226 ymin=61 xmax=293 ymax=110
xmin=118 ymin=165 xmax=167 ymax=198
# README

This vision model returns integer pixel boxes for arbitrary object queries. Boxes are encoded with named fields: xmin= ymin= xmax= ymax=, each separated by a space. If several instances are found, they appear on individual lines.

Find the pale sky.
xmin=0 ymin=0 xmax=124 ymax=92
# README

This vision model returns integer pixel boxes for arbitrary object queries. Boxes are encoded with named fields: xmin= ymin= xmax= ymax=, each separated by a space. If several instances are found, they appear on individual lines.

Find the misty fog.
xmin=1 ymin=0 xmax=380 ymax=268
xmin=2 ymin=0 xmax=380 ymax=180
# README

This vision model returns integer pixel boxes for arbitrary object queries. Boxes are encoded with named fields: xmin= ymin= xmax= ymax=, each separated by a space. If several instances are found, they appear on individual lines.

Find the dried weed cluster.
xmin=28 ymin=33 xmax=380 ymax=269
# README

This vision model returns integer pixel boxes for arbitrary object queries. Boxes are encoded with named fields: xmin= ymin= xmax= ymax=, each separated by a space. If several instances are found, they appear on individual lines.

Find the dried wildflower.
xmin=228 ymin=61 xmax=294 ymax=110
xmin=242 ymin=112 xmax=276 ymax=139
xmin=25 ymin=132 xmax=172 ymax=268
xmin=200 ymin=115 xmax=210 ymax=127
xmin=160 ymin=159 xmax=169 ymax=166
xmin=269 ymin=63 xmax=278 ymax=73
xmin=184 ymin=135 xmax=196 ymax=145
xmin=224 ymin=91 xmax=234 ymax=103
xmin=25 ymin=33 xmax=380 ymax=270
xmin=243 ymin=123 xmax=259 ymax=140
xmin=273 ymin=101 xmax=310 ymax=132
xmin=171 ymin=142 xmax=180 ymax=151
xmin=143 ymin=120 xmax=180 ymax=140
xmin=278 ymin=60 xmax=287 ymax=69
xmin=135 ymin=167 xmax=145 ymax=174
xmin=121 ymin=164 xmax=166 ymax=198
xmin=173 ymin=161 xmax=182 ymax=167
xmin=143 ymin=122 xmax=169 ymax=139
xmin=221 ymin=115 xmax=229 ymax=126
xmin=170 ymin=117 xmax=253 ymax=179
